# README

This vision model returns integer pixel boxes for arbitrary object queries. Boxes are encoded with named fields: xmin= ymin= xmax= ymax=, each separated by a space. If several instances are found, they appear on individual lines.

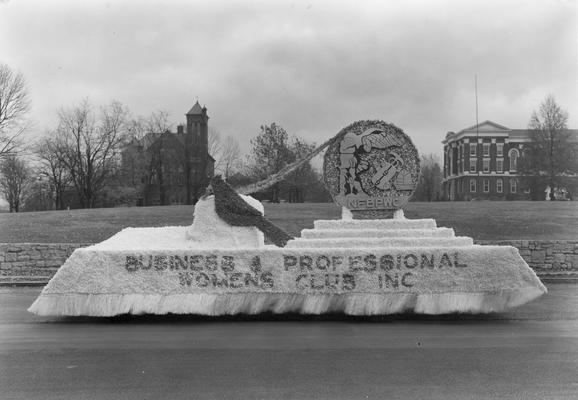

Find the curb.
xmin=0 ymin=277 xmax=51 ymax=286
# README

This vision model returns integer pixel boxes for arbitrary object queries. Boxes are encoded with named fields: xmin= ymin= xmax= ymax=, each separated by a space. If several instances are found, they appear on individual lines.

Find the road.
xmin=1 ymin=285 xmax=577 ymax=400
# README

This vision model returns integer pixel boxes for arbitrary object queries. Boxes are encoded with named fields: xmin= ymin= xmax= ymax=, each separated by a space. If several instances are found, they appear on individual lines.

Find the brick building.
xmin=442 ymin=121 xmax=577 ymax=201
xmin=121 ymin=101 xmax=214 ymax=206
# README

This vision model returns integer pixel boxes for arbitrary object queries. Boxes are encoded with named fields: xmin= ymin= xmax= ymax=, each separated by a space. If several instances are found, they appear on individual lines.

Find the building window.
xmin=483 ymin=179 xmax=490 ymax=193
xmin=497 ymin=178 xmax=503 ymax=193
xmin=510 ymin=179 xmax=517 ymax=193
xmin=470 ymin=179 xmax=477 ymax=192
xmin=470 ymin=143 xmax=477 ymax=156
xmin=497 ymin=159 xmax=503 ymax=173
xmin=509 ymin=149 xmax=519 ymax=172
xmin=483 ymin=159 xmax=490 ymax=173
xmin=497 ymin=143 xmax=504 ymax=157
xmin=483 ymin=143 xmax=490 ymax=157
xmin=470 ymin=159 xmax=476 ymax=173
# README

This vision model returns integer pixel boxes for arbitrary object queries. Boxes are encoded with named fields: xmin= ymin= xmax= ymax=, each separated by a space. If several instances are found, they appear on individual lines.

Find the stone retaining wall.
xmin=0 ymin=243 xmax=90 ymax=285
xmin=1 ymin=241 xmax=577 ymax=285
xmin=476 ymin=240 xmax=578 ymax=280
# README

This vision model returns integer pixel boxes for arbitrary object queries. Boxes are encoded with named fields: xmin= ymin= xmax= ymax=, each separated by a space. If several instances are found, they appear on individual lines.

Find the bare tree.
xmin=413 ymin=154 xmax=442 ymax=202
xmin=145 ymin=110 xmax=172 ymax=135
xmin=58 ymin=99 xmax=129 ymax=208
xmin=125 ymin=110 xmax=172 ymax=143
xmin=125 ymin=116 xmax=146 ymax=142
xmin=0 ymin=64 xmax=30 ymax=157
xmin=0 ymin=154 xmax=31 ymax=212
xmin=123 ymin=110 xmax=173 ymax=184
xmin=36 ymin=132 xmax=72 ymax=210
xmin=520 ymin=95 xmax=576 ymax=193
xmin=219 ymin=136 xmax=241 ymax=180
xmin=208 ymin=127 xmax=222 ymax=162
xmin=145 ymin=134 xmax=171 ymax=205
xmin=209 ymin=127 xmax=241 ymax=180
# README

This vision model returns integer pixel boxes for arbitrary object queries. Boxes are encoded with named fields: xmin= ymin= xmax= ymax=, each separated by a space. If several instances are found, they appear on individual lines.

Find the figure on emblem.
xmin=338 ymin=128 xmax=404 ymax=196
xmin=344 ymin=160 xmax=364 ymax=195
xmin=371 ymin=152 xmax=403 ymax=191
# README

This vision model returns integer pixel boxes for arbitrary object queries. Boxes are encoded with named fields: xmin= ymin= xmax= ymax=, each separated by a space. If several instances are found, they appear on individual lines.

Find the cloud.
xmin=0 ymin=0 xmax=576 ymax=160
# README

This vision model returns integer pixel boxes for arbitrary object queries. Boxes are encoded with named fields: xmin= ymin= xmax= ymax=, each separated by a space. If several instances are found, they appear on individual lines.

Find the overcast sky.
xmin=1 ymin=0 xmax=576 ymax=161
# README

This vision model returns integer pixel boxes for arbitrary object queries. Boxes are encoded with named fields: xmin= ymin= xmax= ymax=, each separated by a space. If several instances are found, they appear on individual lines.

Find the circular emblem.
xmin=323 ymin=120 xmax=420 ymax=216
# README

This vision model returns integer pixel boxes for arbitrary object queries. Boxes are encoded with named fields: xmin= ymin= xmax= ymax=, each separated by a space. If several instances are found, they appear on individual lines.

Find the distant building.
xmin=121 ymin=101 xmax=215 ymax=206
xmin=442 ymin=121 xmax=578 ymax=201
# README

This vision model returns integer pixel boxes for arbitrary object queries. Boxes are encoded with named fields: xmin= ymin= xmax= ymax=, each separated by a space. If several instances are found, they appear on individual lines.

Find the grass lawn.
xmin=1 ymin=201 xmax=576 ymax=243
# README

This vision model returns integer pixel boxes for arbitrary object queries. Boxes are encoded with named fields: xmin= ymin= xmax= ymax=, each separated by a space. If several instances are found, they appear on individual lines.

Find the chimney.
xmin=177 ymin=125 xmax=184 ymax=134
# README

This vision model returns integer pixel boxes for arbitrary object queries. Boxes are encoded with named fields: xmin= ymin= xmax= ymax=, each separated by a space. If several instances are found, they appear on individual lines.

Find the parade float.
xmin=29 ymin=120 xmax=546 ymax=316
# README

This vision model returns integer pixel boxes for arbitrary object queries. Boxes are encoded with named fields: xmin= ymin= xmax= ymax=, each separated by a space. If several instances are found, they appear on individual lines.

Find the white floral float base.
xmin=29 ymin=208 xmax=547 ymax=316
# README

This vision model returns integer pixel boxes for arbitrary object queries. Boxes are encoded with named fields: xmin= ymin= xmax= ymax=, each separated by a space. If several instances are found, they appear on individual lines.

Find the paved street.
xmin=1 ymin=285 xmax=577 ymax=400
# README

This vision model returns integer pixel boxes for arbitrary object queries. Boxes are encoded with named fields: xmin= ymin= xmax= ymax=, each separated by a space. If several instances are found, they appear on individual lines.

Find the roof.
xmin=186 ymin=101 xmax=204 ymax=115
xmin=443 ymin=122 xmax=578 ymax=145
xmin=443 ymin=120 xmax=510 ymax=144
xmin=509 ymin=129 xmax=578 ymax=142
xmin=138 ymin=132 xmax=161 ymax=148
xmin=508 ymin=129 xmax=531 ymax=139
xmin=457 ymin=120 xmax=510 ymax=134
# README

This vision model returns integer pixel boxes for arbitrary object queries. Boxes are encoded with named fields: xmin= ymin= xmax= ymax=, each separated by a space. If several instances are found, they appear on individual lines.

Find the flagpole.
xmin=475 ymin=74 xmax=479 ymax=177
xmin=475 ymin=74 xmax=479 ymax=141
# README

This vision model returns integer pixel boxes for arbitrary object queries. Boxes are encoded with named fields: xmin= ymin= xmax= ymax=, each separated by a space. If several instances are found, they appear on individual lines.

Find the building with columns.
xmin=442 ymin=120 xmax=577 ymax=201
